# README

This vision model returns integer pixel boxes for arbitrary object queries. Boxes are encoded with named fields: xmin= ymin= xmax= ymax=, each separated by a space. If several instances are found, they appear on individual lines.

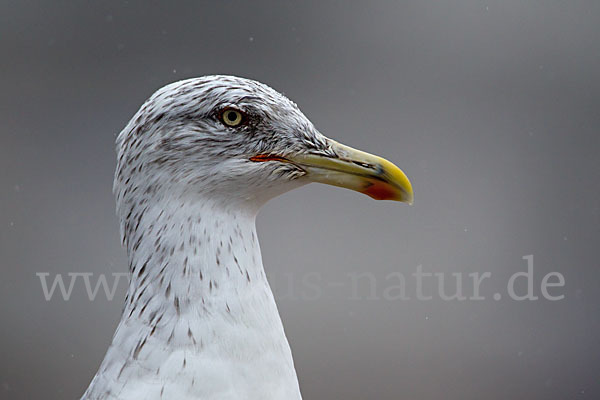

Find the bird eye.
xmin=220 ymin=108 xmax=244 ymax=127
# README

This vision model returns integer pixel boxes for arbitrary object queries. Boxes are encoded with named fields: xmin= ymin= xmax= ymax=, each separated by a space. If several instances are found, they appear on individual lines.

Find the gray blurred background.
xmin=1 ymin=1 xmax=599 ymax=399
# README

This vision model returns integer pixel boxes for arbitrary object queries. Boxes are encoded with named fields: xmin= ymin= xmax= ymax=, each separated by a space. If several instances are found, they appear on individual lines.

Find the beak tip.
xmin=403 ymin=188 xmax=414 ymax=205
xmin=396 ymin=191 xmax=414 ymax=205
xmin=404 ymin=195 xmax=414 ymax=205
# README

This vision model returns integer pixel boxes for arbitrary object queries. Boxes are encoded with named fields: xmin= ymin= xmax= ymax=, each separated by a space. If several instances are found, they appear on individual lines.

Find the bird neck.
xmin=85 ymin=197 xmax=302 ymax=399
xmin=124 ymin=198 xmax=267 ymax=311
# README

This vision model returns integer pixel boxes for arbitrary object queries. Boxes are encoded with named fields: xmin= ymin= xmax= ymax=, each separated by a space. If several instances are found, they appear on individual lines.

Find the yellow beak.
xmin=287 ymin=140 xmax=413 ymax=204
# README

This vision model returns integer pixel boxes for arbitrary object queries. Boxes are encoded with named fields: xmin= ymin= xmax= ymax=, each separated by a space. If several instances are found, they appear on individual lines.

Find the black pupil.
xmin=226 ymin=111 xmax=237 ymax=122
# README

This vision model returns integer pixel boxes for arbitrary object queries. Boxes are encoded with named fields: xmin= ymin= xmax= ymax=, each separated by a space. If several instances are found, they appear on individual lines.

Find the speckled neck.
xmin=123 ymin=198 xmax=265 ymax=309
xmin=83 ymin=198 xmax=302 ymax=399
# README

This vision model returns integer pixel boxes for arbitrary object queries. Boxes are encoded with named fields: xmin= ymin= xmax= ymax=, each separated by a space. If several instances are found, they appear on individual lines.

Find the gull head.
xmin=114 ymin=75 xmax=413 ymax=217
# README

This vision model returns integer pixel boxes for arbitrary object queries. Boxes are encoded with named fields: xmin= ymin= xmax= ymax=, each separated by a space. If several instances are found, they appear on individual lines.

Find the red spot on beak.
xmin=363 ymin=180 xmax=398 ymax=201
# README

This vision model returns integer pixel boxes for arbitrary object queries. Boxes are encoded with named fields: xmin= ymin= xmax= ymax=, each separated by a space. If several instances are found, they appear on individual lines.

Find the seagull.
xmin=82 ymin=75 xmax=413 ymax=400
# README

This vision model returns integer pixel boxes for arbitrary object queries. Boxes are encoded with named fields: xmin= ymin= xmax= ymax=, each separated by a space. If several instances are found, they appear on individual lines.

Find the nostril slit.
xmin=353 ymin=161 xmax=374 ymax=169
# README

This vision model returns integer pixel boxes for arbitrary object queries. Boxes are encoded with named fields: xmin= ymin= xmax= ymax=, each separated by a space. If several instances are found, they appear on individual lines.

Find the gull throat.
xmin=83 ymin=198 xmax=302 ymax=399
